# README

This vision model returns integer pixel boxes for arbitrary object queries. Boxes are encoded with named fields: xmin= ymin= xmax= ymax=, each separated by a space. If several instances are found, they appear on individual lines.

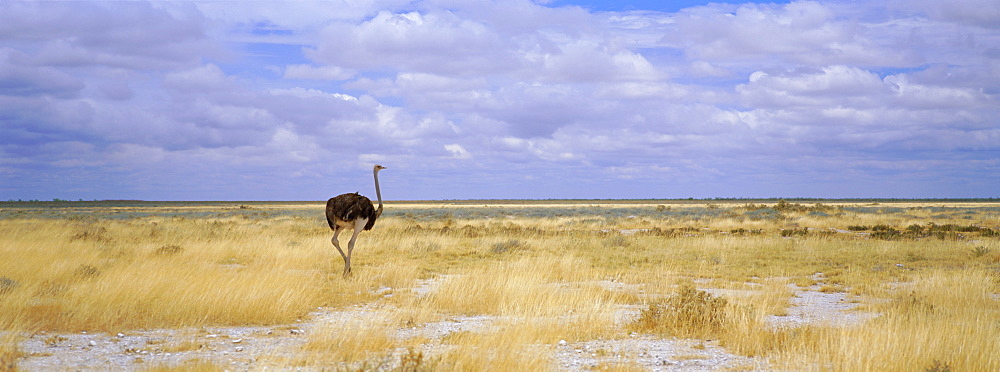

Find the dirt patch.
xmin=768 ymin=289 xmax=878 ymax=329
xmin=17 ymin=324 xmax=304 ymax=370
xmin=13 ymin=278 xmax=877 ymax=371
xmin=554 ymin=336 xmax=766 ymax=371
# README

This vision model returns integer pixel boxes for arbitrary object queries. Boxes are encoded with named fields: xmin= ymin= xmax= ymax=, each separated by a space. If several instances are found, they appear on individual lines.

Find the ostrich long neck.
xmin=373 ymin=169 xmax=384 ymax=217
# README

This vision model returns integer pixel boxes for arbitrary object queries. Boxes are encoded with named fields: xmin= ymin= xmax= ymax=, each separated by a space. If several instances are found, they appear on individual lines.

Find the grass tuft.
xmin=631 ymin=283 xmax=728 ymax=339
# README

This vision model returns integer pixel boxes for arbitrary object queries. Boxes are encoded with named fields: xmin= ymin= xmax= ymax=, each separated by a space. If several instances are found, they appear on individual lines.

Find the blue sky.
xmin=1 ymin=0 xmax=998 ymax=200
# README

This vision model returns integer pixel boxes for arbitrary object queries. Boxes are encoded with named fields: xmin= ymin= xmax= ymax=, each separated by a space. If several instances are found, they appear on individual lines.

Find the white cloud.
xmin=901 ymin=0 xmax=1000 ymax=29
xmin=0 ymin=48 xmax=84 ymax=98
xmin=1 ymin=2 xmax=216 ymax=70
xmin=737 ymin=65 xmax=889 ymax=108
xmin=163 ymin=64 xmax=236 ymax=92
xmin=605 ymin=164 xmax=675 ymax=180
xmin=309 ymin=10 xmax=512 ymax=76
xmin=534 ymin=39 xmax=662 ymax=82
xmin=284 ymin=64 xmax=355 ymax=80
xmin=267 ymin=87 xmax=358 ymax=102
xmin=885 ymin=74 xmax=990 ymax=110
xmin=689 ymin=61 xmax=732 ymax=78
xmin=269 ymin=128 xmax=321 ymax=162
xmin=669 ymin=1 xmax=919 ymax=67
xmin=444 ymin=144 xmax=471 ymax=159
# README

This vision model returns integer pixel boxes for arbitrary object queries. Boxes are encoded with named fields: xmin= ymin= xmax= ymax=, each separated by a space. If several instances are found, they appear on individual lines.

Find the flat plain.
xmin=1 ymin=200 xmax=998 ymax=371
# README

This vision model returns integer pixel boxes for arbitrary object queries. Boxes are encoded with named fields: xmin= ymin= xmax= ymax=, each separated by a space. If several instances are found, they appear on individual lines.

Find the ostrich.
xmin=325 ymin=164 xmax=386 ymax=276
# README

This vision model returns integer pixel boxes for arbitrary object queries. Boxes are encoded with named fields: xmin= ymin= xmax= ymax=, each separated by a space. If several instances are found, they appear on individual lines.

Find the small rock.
xmin=232 ymin=338 xmax=243 ymax=344
xmin=235 ymin=346 xmax=244 ymax=352
xmin=290 ymin=329 xmax=304 ymax=335
xmin=558 ymin=339 xmax=568 ymax=346
xmin=116 ymin=333 xmax=125 ymax=338
xmin=88 ymin=340 xmax=97 ymax=347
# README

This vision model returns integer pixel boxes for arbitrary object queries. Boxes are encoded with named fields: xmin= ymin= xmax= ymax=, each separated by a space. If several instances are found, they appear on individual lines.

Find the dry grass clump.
xmin=431 ymin=325 xmax=553 ymax=371
xmin=416 ymin=255 xmax=625 ymax=321
xmin=0 ymin=329 xmax=24 ymax=371
xmin=752 ymin=280 xmax=796 ymax=317
xmin=627 ymin=279 xmax=803 ymax=358
xmin=300 ymin=309 xmax=400 ymax=367
xmin=144 ymin=358 xmax=226 ymax=372
xmin=630 ymin=283 xmax=728 ymax=339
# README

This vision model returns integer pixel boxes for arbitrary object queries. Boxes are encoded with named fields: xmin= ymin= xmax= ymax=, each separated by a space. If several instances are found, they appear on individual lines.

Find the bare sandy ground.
xmin=14 ymin=277 xmax=876 ymax=371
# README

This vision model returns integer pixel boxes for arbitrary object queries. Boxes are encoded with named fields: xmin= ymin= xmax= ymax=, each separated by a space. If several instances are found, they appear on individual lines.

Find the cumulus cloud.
xmin=0 ymin=49 xmax=84 ymax=98
xmin=0 ymin=2 xmax=217 ymax=70
xmin=284 ymin=64 xmax=355 ymax=80
xmin=444 ymin=144 xmax=472 ymax=159
xmin=669 ymin=1 xmax=920 ymax=67
xmin=737 ymin=65 xmax=889 ymax=108
xmin=902 ymin=0 xmax=1000 ymax=29
xmin=164 ymin=64 xmax=237 ymax=93
xmin=308 ymin=10 xmax=511 ymax=76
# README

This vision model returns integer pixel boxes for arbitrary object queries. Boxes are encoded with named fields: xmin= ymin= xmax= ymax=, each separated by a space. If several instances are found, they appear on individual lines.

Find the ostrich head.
xmin=374 ymin=164 xmax=387 ymax=172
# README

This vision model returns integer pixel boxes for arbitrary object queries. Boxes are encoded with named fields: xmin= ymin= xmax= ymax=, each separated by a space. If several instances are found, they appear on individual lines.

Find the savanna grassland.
xmin=1 ymin=200 xmax=999 ymax=371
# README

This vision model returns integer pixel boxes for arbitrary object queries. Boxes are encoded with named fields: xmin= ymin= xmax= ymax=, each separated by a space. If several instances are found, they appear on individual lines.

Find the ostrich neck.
xmin=373 ymin=170 xmax=384 ymax=215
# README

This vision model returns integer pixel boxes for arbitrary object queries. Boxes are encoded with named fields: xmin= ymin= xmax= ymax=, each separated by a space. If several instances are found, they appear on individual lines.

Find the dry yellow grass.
xmin=432 ymin=324 xmax=555 ymax=371
xmin=0 ymin=218 xmax=332 ymax=331
xmin=1 ymin=200 xmax=998 ymax=370
xmin=765 ymin=268 xmax=1000 ymax=371
xmin=300 ymin=308 xmax=400 ymax=367
xmin=0 ymin=328 xmax=23 ymax=371
xmin=143 ymin=359 xmax=226 ymax=372
xmin=415 ymin=256 xmax=624 ymax=319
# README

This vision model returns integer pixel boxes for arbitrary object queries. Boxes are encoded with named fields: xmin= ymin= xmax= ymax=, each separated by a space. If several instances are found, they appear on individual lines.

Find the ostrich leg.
xmin=343 ymin=219 xmax=368 ymax=276
xmin=331 ymin=227 xmax=349 ymax=275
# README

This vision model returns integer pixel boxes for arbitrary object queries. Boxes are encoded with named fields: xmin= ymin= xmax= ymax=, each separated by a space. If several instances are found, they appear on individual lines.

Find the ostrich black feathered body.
xmin=326 ymin=192 xmax=379 ymax=231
